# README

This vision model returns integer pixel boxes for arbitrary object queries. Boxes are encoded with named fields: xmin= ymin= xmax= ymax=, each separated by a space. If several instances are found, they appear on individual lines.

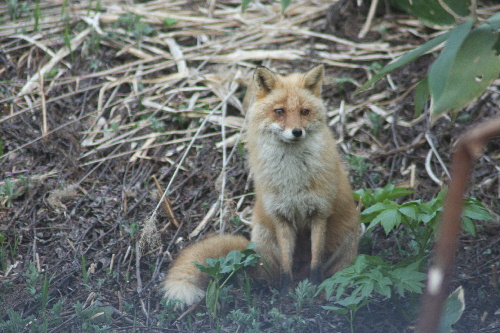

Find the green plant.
xmin=345 ymin=155 xmax=370 ymax=186
xmin=0 ymin=308 xmax=35 ymax=332
xmin=368 ymin=112 xmax=383 ymax=137
xmin=7 ymin=0 xmax=29 ymax=20
xmin=121 ymin=220 xmax=139 ymax=237
xmin=25 ymin=262 xmax=41 ymax=297
xmin=0 ymin=179 xmax=20 ymax=208
xmin=115 ymin=12 xmax=154 ymax=40
xmin=227 ymin=307 xmax=260 ymax=333
xmin=0 ymin=234 xmax=12 ymax=272
xmin=267 ymin=307 xmax=307 ymax=331
xmin=319 ymin=255 xmax=427 ymax=333
xmin=73 ymin=301 xmax=113 ymax=332
xmin=354 ymin=183 xmax=413 ymax=207
xmin=289 ymin=279 xmax=317 ymax=313
xmin=88 ymin=30 xmax=103 ymax=55
xmin=439 ymin=286 xmax=466 ymax=333
xmin=229 ymin=215 xmax=242 ymax=226
xmin=150 ymin=116 xmax=166 ymax=131
xmin=194 ymin=244 xmax=260 ymax=317
xmin=61 ymin=0 xmax=73 ymax=60
xmin=361 ymin=1 xmax=500 ymax=120
xmin=356 ymin=187 xmax=493 ymax=260
xmin=162 ymin=17 xmax=177 ymax=28
xmin=44 ymin=66 xmax=60 ymax=79
xmin=87 ymin=0 xmax=102 ymax=16
xmin=33 ymin=0 xmax=41 ymax=31
xmin=159 ymin=298 xmax=183 ymax=324
xmin=0 ymin=244 xmax=6 ymax=273
xmin=6 ymin=262 xmax=64 ymax=332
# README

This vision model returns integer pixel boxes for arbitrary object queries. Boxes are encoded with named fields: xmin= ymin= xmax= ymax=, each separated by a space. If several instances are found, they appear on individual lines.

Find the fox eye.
xmin=274 ymin=109 xmax=285 ymax=116
xmin=300 ymin=109 xmax=310 ymax=116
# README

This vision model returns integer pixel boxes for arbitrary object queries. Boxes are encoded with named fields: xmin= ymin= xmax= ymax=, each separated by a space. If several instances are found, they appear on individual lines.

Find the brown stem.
xmin=416 ymin=116 xmax=500 ymax=333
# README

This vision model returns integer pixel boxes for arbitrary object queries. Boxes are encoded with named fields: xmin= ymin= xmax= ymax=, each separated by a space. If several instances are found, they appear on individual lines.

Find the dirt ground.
xmin=0 ymin=0 xmax=499 ymax=332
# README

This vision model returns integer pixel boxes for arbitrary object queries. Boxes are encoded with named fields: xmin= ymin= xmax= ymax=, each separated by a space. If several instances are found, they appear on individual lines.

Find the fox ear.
xmin=254 ymin=67 xmax=278 ymax=98
xmin=303 ymin=65 xmax=324 ymax=97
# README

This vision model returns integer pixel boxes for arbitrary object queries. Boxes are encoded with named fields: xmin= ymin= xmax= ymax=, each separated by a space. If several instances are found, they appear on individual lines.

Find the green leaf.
xmin=322 ymin=305 xmax=349 ymax=315
xmin=486 ymin=12 xmax=500 ymax=30
xmin=353 ymin=254 xmax=368 ymax=273
xmin=358 ymin=32 xmax=450 ymax=91
xmin=281 ymin=0 xmax=292 ymax=13
xmin=377 ymin=209 xmax=402 ymax=234
xmin=439 ymin=286 xmax=465 ymax=333
xmin=162 ymin=17 xmax=177 ymax=27
xmin=241 ymin=0 xmax=252 ymax=12
xmin=206 ymin=280 xmax=218 ymax=316
xmin=390 ymin=261 xmax=427 ymax=296
xmin=429 ymin=20 xmax=474 ymax=100
xmin=414 ymin=76 xmax=430 ymax=117
xmin=390 ymin=0 xmax=470 ymax=27
xmin=362 ymin=201 xmax=396 ymax=215
xmin=461 ymin=217 xmax=476 ymax=236
xmin=462 ymin=199 xmax=493 ymax=221
xmin=430 ymin=20 xmax=500 ymax=118
xmin=221 ymin=250 xmax=244 ymax=273
xmin=399 ymin=204 xmax=417 ymax=220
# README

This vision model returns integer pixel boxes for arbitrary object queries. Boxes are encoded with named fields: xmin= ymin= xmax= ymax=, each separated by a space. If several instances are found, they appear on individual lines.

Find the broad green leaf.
xmin=430 ymin=20 xmax=500 ymax=118
xmin=221 ymin=252 xmax=239 ymax=273
xmin=378 ymin=209 xmax=402 ymax=234
xmin=429 ymin=20 xmax=474 ymax=102
xmin=353 ymin=254 xmax=368 ymax=273
xmin=242 ymin=252 xmax=260 ymax=267
xmin=322 ymin=305 xmax=348 ymax=315
xmin=372 ymin=184 xmax=413 ymax=201
xmin=359 ymin=32 xmax=450 ymax=91
xmin=414 ymin=76 xmax=430 ymax=117
xmin=399 ymin=205 xmax=417 ymax=220
xmin=206 ymin=280 xmax=218 ymax=316
xmin=439 ymin=286 xmax=465 ymax=333
xmin=487 ymin=12 xmax=500 ymax=30
xmin=461 ymin=217 xmax=476 ymax=236
xmin=362 ymin=201 xmax=397 ymax=215
xmin=375 ymin=282 xmax=392 ymax=299
xmin=462 ymin=199 xmax=493 ymax=221
xmin=390 ymin=262 xmax=427 ymax=296
xmin=390 ymin=0 xmax=470 ymax=27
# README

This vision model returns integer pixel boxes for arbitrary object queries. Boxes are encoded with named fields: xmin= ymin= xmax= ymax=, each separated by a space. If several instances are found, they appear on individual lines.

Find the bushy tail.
xmin=162 ymin=234 xmax=250 ymax=306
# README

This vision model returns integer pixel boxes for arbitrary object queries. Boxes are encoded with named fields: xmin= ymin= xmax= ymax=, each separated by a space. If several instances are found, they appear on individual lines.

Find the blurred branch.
xmin=417 ymin=116 xmax=500 ymax=333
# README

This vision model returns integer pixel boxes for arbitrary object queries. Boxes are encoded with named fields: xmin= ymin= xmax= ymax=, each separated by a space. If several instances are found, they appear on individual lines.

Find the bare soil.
xmin=0 ymin=0 xmax=498 ymax=332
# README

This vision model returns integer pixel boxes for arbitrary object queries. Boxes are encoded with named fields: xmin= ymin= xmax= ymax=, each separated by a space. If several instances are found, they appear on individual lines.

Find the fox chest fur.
xmin=248 ymin=129 xmax=339 ymax=229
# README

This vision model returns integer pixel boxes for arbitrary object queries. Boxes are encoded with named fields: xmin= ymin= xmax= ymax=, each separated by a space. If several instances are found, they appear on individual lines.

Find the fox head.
xmin=248 ymin=65 xmax=327 ymax=143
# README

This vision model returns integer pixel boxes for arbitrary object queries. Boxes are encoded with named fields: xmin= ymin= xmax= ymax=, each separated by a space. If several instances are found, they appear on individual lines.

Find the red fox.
xmin=162 ymin=65 xmax=360 ymax=306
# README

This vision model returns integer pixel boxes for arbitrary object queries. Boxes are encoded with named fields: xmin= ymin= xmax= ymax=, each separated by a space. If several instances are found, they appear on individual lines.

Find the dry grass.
xmin=0 ymin=0 xmax=499 ymax=332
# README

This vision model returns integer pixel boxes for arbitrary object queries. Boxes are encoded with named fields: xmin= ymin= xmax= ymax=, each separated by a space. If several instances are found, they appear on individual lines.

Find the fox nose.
xmin=292 ymin=128 xmax=302 ymax=138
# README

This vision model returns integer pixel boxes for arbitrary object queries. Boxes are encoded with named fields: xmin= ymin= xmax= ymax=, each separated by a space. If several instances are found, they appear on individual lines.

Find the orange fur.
xmin=162 ymin=66 xmax=360 ymax=305
xmin=162 ymin=234 xmax=249 ymax=305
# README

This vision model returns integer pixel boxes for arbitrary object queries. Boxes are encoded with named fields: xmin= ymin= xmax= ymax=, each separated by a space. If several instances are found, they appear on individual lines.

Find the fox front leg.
xmin=275 ymin=220 xmax=296 ymax=295
xmin=310 ymin=218 xmax=327 ymax=285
